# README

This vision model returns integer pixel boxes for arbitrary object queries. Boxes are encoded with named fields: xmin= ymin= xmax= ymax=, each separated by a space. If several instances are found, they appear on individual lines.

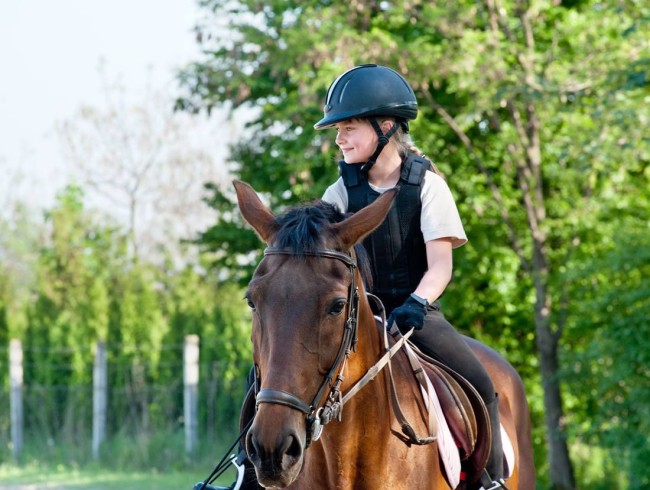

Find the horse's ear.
xmin=331 ymin=188 xmax=398 ymax=249
xmin=233 ymin=180 xmax=280 ymax=243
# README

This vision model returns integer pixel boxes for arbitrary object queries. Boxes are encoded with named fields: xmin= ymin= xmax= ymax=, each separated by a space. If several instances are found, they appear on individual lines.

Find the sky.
xmin=0 ymin=0 xmax=219 ymax=215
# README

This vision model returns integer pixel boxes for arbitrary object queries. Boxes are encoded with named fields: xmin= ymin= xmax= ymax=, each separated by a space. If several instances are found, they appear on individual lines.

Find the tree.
xmin=58 ymin=77 xmax=230 ymax=261
xmin=25 ymin=185 xmax=115 ymax=442
xmin=0 ymin=202 xmax=41 ymax=339
xmin=178 ymin=1 xmax=649 ymax=487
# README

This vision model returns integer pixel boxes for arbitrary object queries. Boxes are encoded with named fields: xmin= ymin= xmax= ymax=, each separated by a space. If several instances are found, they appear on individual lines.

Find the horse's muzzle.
xmin=246 ymin=407 xmax=306 ymax=488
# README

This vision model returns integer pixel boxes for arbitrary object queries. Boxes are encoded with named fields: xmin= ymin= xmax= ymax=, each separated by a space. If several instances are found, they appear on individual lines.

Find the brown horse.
xmin=234 ymin=180 xmax=535 ymax=489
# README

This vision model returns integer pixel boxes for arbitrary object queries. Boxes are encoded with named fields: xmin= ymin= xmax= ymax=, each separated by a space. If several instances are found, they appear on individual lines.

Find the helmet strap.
xmin=361 ymin=118 xmax=399 ymax=173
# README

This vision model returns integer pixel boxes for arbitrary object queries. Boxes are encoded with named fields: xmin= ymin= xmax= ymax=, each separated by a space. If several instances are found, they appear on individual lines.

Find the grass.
xmin=0 ymin=462 xmax=238 ymax=489
xmin=0 ymin=464 xmax=198 ymax=489
xmin=0 ymin=429 xmax=242 ymax=490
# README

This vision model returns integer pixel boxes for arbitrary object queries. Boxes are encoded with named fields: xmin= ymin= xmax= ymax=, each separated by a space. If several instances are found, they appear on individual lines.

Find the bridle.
xmin=255 ymin=246 xmax=360 ymax=447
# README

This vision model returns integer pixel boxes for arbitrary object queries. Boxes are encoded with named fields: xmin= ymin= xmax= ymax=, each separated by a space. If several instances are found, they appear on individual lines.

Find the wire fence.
xmin=0 ymin=336 xmax=246 ymax=464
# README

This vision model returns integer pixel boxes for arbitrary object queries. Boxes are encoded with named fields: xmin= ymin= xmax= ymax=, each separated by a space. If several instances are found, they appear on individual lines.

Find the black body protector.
xmin=340 ymin=152 xmax=432 ymax=313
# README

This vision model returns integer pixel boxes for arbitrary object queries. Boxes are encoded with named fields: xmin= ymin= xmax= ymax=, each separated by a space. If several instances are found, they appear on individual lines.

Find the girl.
xmin=316 ymin=64 xmax=505 ymax=489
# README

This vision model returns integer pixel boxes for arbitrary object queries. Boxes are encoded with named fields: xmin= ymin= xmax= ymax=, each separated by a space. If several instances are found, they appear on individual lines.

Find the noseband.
xmin=255 ymin=246 xmax=360 ymax=446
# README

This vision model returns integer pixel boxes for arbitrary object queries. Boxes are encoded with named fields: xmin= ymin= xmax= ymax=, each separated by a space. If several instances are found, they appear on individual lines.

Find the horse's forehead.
xmin=251 ymin=256 xmax=348 ymax=295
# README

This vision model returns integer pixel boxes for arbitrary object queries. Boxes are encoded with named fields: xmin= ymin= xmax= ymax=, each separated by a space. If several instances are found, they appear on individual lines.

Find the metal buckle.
xmin=310 ymin=408 xmax=324 ymax=442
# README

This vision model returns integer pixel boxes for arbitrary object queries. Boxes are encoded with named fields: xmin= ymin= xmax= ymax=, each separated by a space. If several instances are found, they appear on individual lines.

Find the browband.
xmin=264 ymin=247 xmax=356 ymax=268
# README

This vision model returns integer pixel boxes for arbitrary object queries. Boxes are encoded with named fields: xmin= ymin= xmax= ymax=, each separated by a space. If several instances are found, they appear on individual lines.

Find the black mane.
xmin=273 ymin=200 xmax=373 ymax=290
xmin=274 ymin=200 xmax=343 ymax=253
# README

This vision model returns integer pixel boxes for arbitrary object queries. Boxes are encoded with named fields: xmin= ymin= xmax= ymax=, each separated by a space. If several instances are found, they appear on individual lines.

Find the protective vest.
xmin=340 ymin=152 xmax=432 ymax=312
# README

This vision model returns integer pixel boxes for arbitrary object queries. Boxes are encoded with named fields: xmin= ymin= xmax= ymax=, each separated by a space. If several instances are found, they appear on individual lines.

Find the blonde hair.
xmin=391 ymin=125 xmax=444 ymax=177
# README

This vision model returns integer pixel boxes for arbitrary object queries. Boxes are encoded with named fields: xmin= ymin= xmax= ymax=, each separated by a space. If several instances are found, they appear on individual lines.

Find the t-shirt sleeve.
xmin=420 ymin=172 xmax=468 ymax=248
xmin=321 ymin=177 xmax=348 ymax=213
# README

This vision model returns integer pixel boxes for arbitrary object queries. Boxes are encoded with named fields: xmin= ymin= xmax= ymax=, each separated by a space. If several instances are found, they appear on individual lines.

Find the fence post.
xmin=184 ymin=335 xmax=200 ymax=454
xmin=92 ymin=340 xmax=108 ymax=459
xmin=9 ymin=339 xmax=23 ymax=458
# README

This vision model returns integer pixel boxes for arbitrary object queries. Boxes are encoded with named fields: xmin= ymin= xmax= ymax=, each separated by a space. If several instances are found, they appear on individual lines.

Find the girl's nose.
xmin=335 ymin=131 xmax=345 ymax=144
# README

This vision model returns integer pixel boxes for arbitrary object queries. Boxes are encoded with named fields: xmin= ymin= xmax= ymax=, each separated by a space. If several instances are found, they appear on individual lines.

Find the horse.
xmin=233 ymin=180 xmax=535 ymax=489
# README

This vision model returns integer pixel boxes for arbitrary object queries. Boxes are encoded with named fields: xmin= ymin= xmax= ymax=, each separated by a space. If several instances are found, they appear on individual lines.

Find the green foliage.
xmin=566 ymin=221 xmax=650 ymax=489
xmin=21 ymin=186 xmax=117 ymax=442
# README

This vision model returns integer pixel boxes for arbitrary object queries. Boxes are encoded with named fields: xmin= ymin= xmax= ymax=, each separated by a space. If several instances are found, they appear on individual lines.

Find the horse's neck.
xmin=342 ymin=301 xmax=430 ymax=438
xmin=337 ymin=303 xmax=397 ymax=435
xmin=306 ymin=308 xmax=443 ymax=488
xmin=345 ymin=301 xmax=387 ymax=388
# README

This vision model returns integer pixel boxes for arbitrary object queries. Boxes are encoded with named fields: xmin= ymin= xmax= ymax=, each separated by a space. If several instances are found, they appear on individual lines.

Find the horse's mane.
xmin=274 ymin=200 xmax=374 ymax=291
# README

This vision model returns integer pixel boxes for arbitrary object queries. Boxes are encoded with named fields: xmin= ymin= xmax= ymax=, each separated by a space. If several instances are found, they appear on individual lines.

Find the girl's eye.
xmin=328 ymin=299 xmax=347 ymax=316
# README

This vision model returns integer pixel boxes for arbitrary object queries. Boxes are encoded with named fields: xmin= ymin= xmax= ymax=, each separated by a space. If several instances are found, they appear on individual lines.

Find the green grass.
xmin=0 ymin=429 xmax=242 ymax=490
xmin=0 ymin=462 xmax=236 ymax=489
xmin=0 ymin=464 xmax=194 ymax=489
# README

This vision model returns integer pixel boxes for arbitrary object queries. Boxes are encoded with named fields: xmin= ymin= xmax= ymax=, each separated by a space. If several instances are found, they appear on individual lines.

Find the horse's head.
xmin=234 ymin=180 xmax=396 ymax=488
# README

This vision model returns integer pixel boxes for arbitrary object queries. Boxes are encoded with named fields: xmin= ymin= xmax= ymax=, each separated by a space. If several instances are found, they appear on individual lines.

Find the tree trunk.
xmin=532 ymin=249 xmax=576 ymax=489
xmin=516 ymin=112 xmax=577 ymax=488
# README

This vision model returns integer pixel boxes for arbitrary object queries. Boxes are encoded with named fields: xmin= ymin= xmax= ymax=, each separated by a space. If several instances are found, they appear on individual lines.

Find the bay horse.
xmin=234 ymin=180 xmax=534 ymax=489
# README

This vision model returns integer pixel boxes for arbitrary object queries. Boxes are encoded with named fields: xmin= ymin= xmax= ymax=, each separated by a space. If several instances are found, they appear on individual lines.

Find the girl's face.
xmin=334 ymin=119 xmax=378 ymax=163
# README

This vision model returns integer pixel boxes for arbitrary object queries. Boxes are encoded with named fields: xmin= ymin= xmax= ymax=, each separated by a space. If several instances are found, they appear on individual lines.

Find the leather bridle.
xmin=254 ymin=246 xmax=360 ymax=447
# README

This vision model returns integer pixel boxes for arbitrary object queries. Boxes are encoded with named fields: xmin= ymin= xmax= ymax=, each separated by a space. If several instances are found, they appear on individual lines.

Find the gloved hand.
xmin=388 ymin=296 xmax=427 ymax=333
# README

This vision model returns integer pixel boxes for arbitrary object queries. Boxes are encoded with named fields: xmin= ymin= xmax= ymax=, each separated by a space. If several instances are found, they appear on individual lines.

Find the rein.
xmin=256 ymin=246 xmax=435 ymax=447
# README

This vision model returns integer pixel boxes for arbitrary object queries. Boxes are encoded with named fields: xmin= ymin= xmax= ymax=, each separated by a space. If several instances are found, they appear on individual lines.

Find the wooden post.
xmin=92 ymin=340 xmax=108 ymax=459
xmin=9 ymin=339 xmax=23 ymax=458
xmin=184 ymin=335 xmax=200 ymax=455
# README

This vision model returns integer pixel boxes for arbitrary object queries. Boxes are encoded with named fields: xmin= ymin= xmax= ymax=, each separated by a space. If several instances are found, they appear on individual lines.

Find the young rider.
xmin=316 ymin=64 xmax=505 ymax=489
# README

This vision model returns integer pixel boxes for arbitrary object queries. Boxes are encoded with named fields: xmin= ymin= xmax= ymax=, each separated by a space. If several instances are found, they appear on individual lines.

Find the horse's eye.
xmin=328 ymin=299 xmax=346 ymax=316
xmin=245 ymin=295 xmax=256 ymax=311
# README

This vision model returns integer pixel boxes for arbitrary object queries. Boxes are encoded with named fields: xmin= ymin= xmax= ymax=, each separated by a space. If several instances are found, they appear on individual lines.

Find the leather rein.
xmin=255 ymin=246 xmax=435 ymax=448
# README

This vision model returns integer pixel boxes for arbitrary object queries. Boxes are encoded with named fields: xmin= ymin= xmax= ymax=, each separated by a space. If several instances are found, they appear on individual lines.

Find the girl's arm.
xmin=413 ymin=237 xmax=453 ymax=303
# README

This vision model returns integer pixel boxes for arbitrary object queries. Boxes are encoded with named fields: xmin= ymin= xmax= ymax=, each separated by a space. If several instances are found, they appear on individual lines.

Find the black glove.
xmin=388 ymin=296 xmax=427 ymax=333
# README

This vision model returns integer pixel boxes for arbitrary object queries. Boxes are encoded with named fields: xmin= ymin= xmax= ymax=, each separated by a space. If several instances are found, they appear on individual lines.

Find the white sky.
xmin=0 ymin=0 xmax=218 ymax=214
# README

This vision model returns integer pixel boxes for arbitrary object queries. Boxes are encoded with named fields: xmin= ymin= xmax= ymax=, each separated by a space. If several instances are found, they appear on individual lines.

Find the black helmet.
xmin=314 ymin=64 xmax=418 ymax=129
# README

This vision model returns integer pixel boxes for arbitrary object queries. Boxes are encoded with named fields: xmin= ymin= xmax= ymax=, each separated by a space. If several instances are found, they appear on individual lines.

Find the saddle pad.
xmin=408 ymin=344 xmax=462 ymax=488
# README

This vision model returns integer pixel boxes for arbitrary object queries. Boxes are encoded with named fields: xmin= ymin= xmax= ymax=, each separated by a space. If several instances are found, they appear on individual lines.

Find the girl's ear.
xmin=380 ymin=118 xmax=396 ymax=133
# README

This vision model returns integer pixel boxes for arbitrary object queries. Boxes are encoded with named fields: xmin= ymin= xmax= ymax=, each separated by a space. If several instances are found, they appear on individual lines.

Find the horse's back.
xmin=464 ymin=336 xmax=536 ymax=489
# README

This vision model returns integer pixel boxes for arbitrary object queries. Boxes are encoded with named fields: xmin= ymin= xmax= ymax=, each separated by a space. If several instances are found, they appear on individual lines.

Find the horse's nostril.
xmin=245 ymin=432 xmax=260 ymax=465
xmin=286 ymin=435 xmax=302 ymax=459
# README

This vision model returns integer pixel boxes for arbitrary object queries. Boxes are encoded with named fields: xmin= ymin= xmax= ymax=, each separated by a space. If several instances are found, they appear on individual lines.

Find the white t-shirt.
xmin=322 ymin=170 xmax=468 ymax=249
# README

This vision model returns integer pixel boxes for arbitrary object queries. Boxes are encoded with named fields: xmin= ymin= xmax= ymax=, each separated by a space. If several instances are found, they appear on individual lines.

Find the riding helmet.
xmin=314 ymin=64 xmax=418 ymax=130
